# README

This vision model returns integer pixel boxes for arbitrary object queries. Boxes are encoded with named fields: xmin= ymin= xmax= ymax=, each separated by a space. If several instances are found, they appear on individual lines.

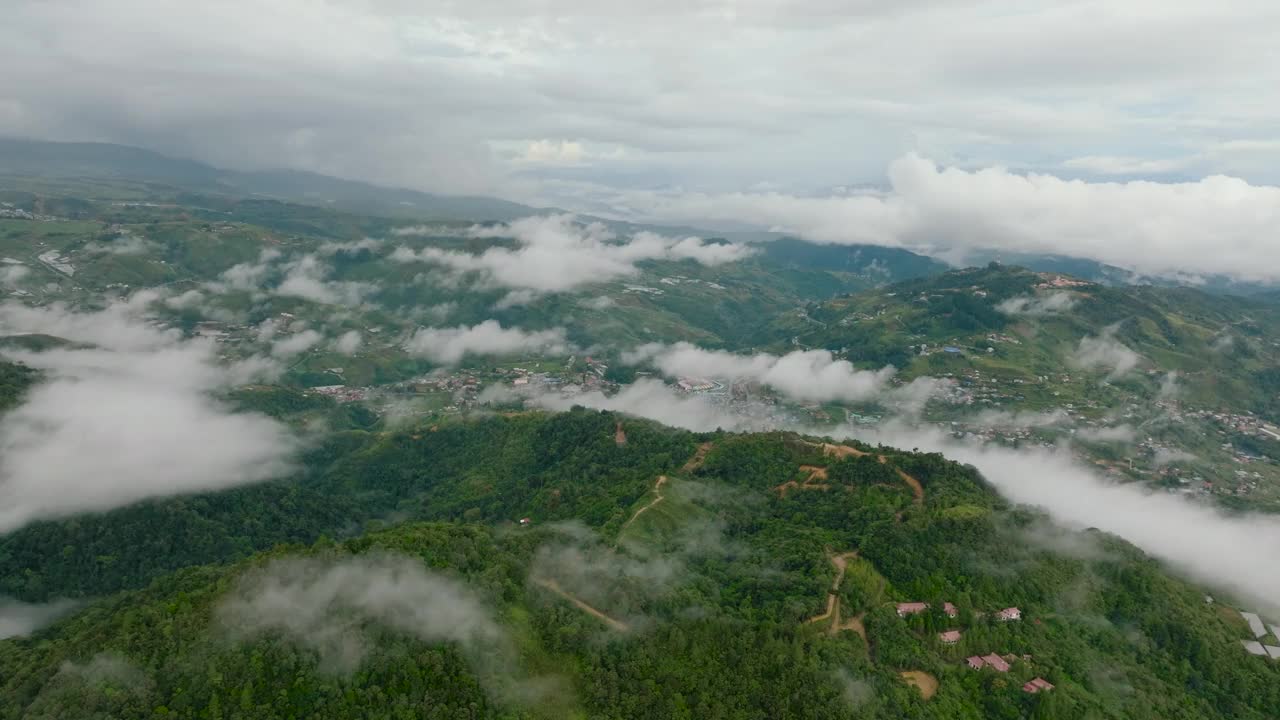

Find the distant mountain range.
xmin=3 ymin=137 xmax=1275 ymax=296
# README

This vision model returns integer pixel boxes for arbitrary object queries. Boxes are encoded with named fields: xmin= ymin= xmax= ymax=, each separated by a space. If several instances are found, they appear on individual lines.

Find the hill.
xmin=2 ymin=409 xmax=1279 ymax=719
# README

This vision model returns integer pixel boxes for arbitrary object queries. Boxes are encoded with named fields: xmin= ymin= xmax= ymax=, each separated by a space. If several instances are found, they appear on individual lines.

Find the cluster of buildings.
xmin=0 ymin=205 xmax=61 ymax=221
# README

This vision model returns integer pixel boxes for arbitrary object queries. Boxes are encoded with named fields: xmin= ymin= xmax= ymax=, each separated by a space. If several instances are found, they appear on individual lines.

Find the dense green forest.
xmin=3 ymin=409 xmax=1278 ymax=719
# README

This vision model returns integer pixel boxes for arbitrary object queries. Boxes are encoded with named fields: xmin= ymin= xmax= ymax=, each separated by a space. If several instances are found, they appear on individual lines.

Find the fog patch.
xmin=404 ymin=320 xmax=568 ymax=365
xmin=0 ymin=597 xmax=78 ymax=639
xmin=390 ymin=214 xmax=753 ymax=297
xmin=998 ymin=291 xmax=1076 ymax=316
xmin=220 ymin=553 xmax=565 ymax=706
xmin=0 ymin=298 xmax=294 ymax=533
xmin=1070 ymin=323 xmax=1141 ymax=380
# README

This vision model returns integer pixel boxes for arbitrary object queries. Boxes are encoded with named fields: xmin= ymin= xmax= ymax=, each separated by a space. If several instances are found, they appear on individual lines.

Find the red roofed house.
xmin=966 ymin=656 xmax=986 ymax=670
xmin=896 ymin=602 xmax=929 ymax=617
xmin=996 ymin=607 xmax=1022 ymax=622
xmin=981 ymin=654 xmax=1011 ymax=672
xmin=939 ymin=630 xmax=962 ymax=644
xmin=1023 ymin=678 xmax=1055 ymax=694
xmin=944 ymin=602 xmax=958 ymax=618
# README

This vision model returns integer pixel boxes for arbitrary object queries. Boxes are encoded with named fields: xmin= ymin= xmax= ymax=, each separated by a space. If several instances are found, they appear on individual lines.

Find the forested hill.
xmin=2 ymin=408 xmax=1278 ymax=719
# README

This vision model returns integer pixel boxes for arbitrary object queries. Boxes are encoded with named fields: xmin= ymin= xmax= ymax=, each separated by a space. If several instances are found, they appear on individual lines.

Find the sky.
xmin=2 ymin=1 xmax=1280 ymax=279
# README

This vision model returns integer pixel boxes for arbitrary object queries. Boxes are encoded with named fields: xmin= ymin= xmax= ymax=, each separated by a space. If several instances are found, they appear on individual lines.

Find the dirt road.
xmin=533 ymin=578 xmax=630 ymax=633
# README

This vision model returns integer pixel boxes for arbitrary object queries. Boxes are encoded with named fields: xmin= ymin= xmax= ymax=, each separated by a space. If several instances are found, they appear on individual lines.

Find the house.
xmin=896 ymin=602 xmax=929 ymax=617
xmin=939 ymin=630 xmax=962 ymax=644
xmin=982 ymin=654 xmax=1011 ymax=672
xmin=965 ymin=654 xmax=1011 ymax=672
xmin=1240 ymin=611 xmax=1267 ymax=638
xmin=519 ymin=517 xmax=532 ymax=526
xmin=944 ymin=602 xmax=958 ymax=618
xmin=1023 ymin=678 xmax=1055 ymax=694
xmin=996 ymin=607 xmax=1022 ymax=622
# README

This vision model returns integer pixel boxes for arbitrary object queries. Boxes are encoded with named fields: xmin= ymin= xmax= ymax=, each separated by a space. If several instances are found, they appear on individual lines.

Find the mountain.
xmin=0 ymin=138 xmax=540 ymax=222
xmin=3 ymin=408 xmax=1278 ymax=719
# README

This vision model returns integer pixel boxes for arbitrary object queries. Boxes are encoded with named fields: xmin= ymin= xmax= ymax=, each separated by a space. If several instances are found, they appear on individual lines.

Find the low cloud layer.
xmin=405 ymin=320 xmax=568 ymax=365
xmin=0 ymin=597 xmax=77 ymax=639
xmin=844 ymin=422 xmax=1280 ymax=615
xmin=998 ymin=291 xmax=1077 ymax=316
xmin=0 ymin=298 xmax=294 ymax=533
xmin=624 ymin=343 xmax=897 ymax=404
xmin=390 ymin=214 xmax=753 ymax=296
xmin=1070 ymin=324 xmax=1142 ymax=380
xmin=640 ymin=155 xmax=1280 ymax=283
xmin=220 ymin=553 xmax=560 ymax=704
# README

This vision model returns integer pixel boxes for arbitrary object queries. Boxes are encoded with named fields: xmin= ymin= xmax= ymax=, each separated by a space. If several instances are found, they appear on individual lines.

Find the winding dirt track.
xmin=622 ymin=475 xmax=668 ymax=529
xmin=681 ymin=442 xmax=714 ymax=472
xmin=803 ymin=441 xmax=925 ymax=505
xmin=806 ymin=552 xmax=869 ymax=650
xmin=533 ymin=578 xmax=630 ymax=633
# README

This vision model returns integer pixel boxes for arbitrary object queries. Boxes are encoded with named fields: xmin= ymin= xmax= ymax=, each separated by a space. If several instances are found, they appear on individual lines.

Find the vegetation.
xmin=2 ymin=411 xmax=1279 ymax=719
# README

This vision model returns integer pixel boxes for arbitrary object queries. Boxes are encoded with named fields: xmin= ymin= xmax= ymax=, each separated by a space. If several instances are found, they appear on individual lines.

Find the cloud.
xmin=333 ymin=330 xmax=362 ymax=355
xmin=275 ymin=254 xmax=376 ymax=306
xmin=1070 ymin=324 xmax=1141 ymax=380
xmin=579 ymin=295 xmax=615 ymax=310
xmin=530 ymin=378 xmax=759 ymax=432
xmin=214 ymin=249 xmax=281 ymax=293
xmin=271 ymin=329 xmax=324 ymax=358
xmin=0 ymin=265 xmax=29 ymax=286
xmin=1152 ymin=447 xmax=1196 ymax=467
xmin=163 ymin=288 xmax=205 ymax=310
xmin=624 ymin=343 xmax=898 ymax=404
xmin=404 ymin=320 xmax=568 ymax=364
xmin=0 ymin=298 xmax=294 ymax=533
xmin=967 ymin=408 xmax=1072 ymax=429
xmin=844 ymin=422 xmax=1280 ymax=616
xmin=316 ymin=237 xmax=383 ymax=256
xmin=997 ymin=291 xmax=1077 ymax=316
xmin=84 ymin=234 xmax=152 ymax=256
xmin=0 ymin=597 xmax=77 ymax=639
xmin=1157 ymin=371 xmax=1181 ymax=401
xmin=1075 ymin=424 xmax=1137 ymax=443
xmin=635 ymin=155 xmax=1280 ymax=283
xmin=219 ymin=553 xmax=562 ymax=704
xmin=390 ymin=214 xmax=753 ymax=296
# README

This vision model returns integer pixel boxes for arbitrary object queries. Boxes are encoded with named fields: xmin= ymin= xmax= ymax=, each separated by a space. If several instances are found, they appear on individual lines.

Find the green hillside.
xmin=2 ymin=410 xmax=1278 ymax=719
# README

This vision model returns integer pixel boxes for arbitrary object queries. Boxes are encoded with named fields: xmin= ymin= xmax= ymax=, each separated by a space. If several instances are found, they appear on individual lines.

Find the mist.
xmin=0 ymin=597 xmax=78 ymax=639
xmin=0 ymin=298 xmax=295 ymax=534
xmin=219 ymin=553 xmax=566 ymax=705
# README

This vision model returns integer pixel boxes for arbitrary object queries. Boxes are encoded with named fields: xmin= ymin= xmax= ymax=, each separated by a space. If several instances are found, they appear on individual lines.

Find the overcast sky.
xmin=3 ymin=1 xmax=1279 ymax=273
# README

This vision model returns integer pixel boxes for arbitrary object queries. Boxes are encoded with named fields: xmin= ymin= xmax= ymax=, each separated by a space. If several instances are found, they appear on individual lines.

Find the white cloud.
xmin=163 ymin=288 xmax=205 ymax=310
xmin=624 ymin=342 xmax=898 ymax=404
xmin=218 ymin=553 xmax=562 ymax=704
xmin=404 ymin=320 xmax=568 ymax=364
xmin=846 ymin=422 xmax=1280 ymax=616
xmin=276 ymin=255 xmax=376 ymax=306
xmin=215 ymin=249 xmax=281 ymax=293
xmin=390 ymin=214 xmax=753 ymax=296
xmin=0 ymin=298 xmax=294 ymax=533
xmin=635 ymin=155 xmax=1280 ymax=283
xmin=0 ymin=597 xmax=77 ymax=639
xmin=0 ymin=266 xmax=29 ymax=286
xmin=998 ymin=291 xmax=1077 ymax=316
xmin=1075 ymin=424 xmax=1138 ymax=444
xmin=1062 ymin=155 xmax=1194 ymax=176
xmin=316 ymin=237 xmax=383 ymax=256
xmin=333 ymin=330 xmax=362 ymax=355
xmin=272 ymin=329 xmax=324 ymax=358
xmin=84 ymin=234 xmax=153 ymax=256
xmin=531 ymin=378 xmax=758 ymax=432
xmin=1070 ymin=324 xmax=1142 ymax=380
